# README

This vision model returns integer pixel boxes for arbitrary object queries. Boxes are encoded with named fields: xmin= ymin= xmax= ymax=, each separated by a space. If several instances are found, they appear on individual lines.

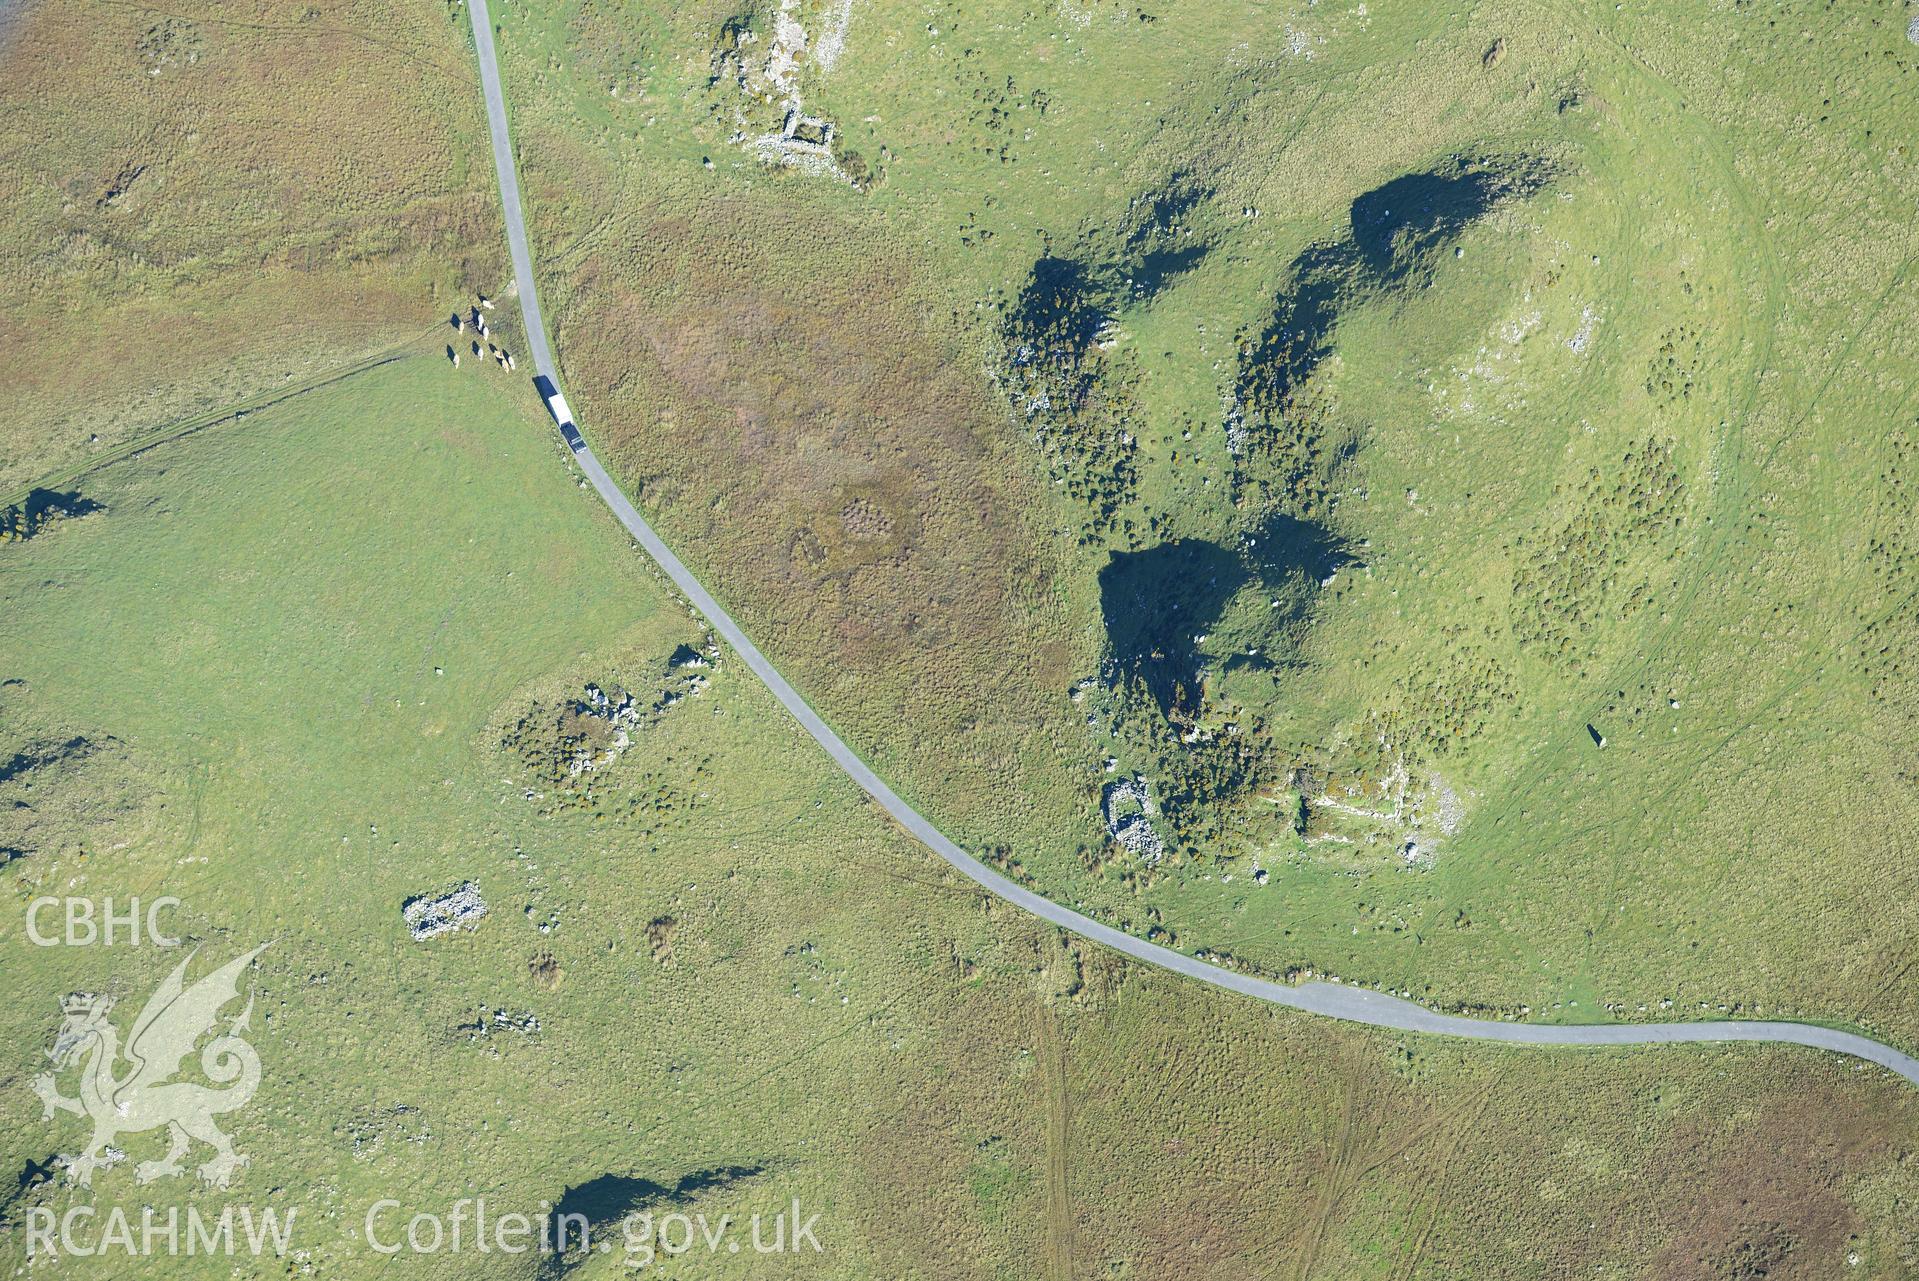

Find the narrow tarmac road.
xmin=465 ymin=0 xmax=1919 ymax=1087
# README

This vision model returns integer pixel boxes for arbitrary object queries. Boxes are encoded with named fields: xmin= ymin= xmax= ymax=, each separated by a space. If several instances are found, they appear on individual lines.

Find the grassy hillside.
xmin=0 ymin=0 xmax=506 ymax=493
xmin=478 ymin=0 xmax=1919 ymax=1044
xmin=4 ymin=357 xmax=1918 ymax=1277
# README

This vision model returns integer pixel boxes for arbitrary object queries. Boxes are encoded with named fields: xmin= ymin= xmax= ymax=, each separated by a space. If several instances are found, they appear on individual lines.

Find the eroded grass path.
xmin=1035 ymin=1005 xmax=1075 ymax=1281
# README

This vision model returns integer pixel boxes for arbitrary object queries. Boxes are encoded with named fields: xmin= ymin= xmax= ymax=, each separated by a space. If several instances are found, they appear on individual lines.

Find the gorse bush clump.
xmin=996 ymin=255 xmax=1141 ymax=542
xmin=1509 ymin=437 xmax=1687 ymax=668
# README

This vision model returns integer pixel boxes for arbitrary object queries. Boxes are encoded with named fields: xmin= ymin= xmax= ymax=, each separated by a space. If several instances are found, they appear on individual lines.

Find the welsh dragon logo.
xmin=33 ymin=945 xmax=267 ymax=1188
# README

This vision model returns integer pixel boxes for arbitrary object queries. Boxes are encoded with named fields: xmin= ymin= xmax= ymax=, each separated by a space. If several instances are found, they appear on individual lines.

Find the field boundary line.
xmin=2 ymin=329 xmax=441 ymax=511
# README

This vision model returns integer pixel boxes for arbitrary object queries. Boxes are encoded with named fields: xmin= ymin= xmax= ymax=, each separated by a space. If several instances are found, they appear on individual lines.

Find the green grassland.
xmin=6 ymin=2 xmax=1919 ymax=1276
xmin=0 ymin=0 xmax=509 ymax=494
xmin=476 ymin=0 xmax=1919 ymax=1045
xmin=4 ymin=356 xmax=1919 ymax=1279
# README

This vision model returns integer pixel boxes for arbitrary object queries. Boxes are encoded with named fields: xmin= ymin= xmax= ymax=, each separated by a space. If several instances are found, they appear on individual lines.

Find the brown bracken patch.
xmin=556 ymin=193 xmax=1088 ymax=848
xmin=1650 ymin=1079 xmax=1893 ymax=1280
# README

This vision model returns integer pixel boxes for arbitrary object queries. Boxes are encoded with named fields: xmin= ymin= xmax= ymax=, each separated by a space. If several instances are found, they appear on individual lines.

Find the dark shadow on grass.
xmin=1100 ymin=516 xmax=1349 ymax=718
xmin=1350 ymin=162 xmax=1550 ymax=282
xmin=1239 ymin=155 xmax=1559 ymax=412
xmin=540 ymin=1166 xmax=765 ymax=1277
xmin=1 ymin=489 xmax=103 ymax=543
